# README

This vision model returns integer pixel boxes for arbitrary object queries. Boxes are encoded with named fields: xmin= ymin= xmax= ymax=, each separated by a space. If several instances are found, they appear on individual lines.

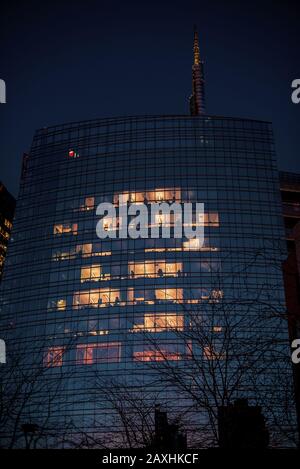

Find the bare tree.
xmin=119 ymin=245 xmax=298 ymax=448
xmin=0 ymin=336 xmax=77 ymax=449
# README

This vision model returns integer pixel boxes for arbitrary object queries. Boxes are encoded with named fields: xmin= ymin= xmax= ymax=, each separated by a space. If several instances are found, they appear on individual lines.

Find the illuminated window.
xmin=182 ymin=238 xmax=218 ymax=251
xmin=94 ymin=250 xmax=111 ymax=257
xmin=73 ymin=289 xmax=120 ymax=309
xmin=133 ymin=346 xmax=181 ymax=362
xmin=129 ymin=261 xmax=182 ymax=278
xmin=76 ymin=342 xmax=121 ymax=364
xmin=114 ymin=188 xmax=181 ymax=205
xmin=44 ymin=347 xmax=64 ymax=367
xmin=145 ymin=245 xmax=218 ymax=253
xmin=47 ymin=298 xmax=66 ymax=311
xmin=127 ymin=288 xmax=134 ymax=303
xmin=210 ymin=289 xmax=224 ymax=302
xmin=4 ymin=218 xmax=12 ymax=229
xmin=75 ymin=243 xmax=111 ymax=258
xmin=102 ymin=217 xmax=117 ymax=232
xmin=133 ymin=313 xmax=184 ymax=332
xmin=52 ymin=249 xmax=74 ymax=261
xmin=57 ymin=299 xmax=66 ymax=310
xmin=183 ymin=238 xmax=201 ymax=251
xmin=114 ymin=191 xmax=145 ymax=204
xmin=164 ymin=262 xmax=182 ymax=276
xmin=204 ymin=212 xmax=219 ymax=227
xmin=113 ymin=193 xmax=123 ymax=204
xmin=53 ymin=223 xmax=78 ymax=235
xmin=80 ymin=197 xmax=95 ymax=211
xmin=146 ymin=188 xmax=181 ymax=202
xmin=128 ymin=262 xmax=148 ymax=278
xmin=80 ymin=265 xmax=102 ymax=283
xmin=155 ymin=288 xmax=183 ymax=303
xmin=52 ymin=244 xmax=109 ymax=261
xmin=78 ymin=243 xmax=92 ymax=257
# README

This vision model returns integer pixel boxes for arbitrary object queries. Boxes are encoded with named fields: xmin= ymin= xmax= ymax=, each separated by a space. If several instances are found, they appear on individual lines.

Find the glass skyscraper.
xmin=0 ymin=114 xmax=296 ymax=447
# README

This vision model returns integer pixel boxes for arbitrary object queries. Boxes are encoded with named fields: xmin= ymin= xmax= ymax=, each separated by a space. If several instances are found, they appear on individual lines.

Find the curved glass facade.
xmin=0 ymin=115 xmax=295 ymax=447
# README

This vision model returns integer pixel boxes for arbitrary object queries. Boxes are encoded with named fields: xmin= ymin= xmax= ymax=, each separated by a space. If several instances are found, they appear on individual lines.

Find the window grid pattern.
xmin=0 ymin=115 xmax=293 ymax=446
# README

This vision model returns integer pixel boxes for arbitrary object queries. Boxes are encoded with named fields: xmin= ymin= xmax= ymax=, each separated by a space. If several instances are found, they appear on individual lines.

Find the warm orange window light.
xmin=80 ymin=197 xmax=95 ymax=211
xmin=52 ymin=250 xmax=73 ymax=261
xmin=102 ymin=217 xmax=118 ymax=232
xmin=52 ymin=244 xmax=97 ymax=261
xmin=53 ymin=223 xmax=78 ymax=235
xmin=145 ymin=248 xmax=167 ymax=253
xmin=155 ymin=288 xmax=183 ymax=302
xmin=75 ymin=244 xmax=111 ymax=258
xmin=146 ymin=188 xmax=181 ymax=202
xmin=183 ymin=238 xmax=202 ymax=251
xmin=204 ymin=212 xmax=219 ymax=227
xmin=114 ymin=191 xmax=145 ymax=204
xmin=57 ymin=299 xmax=66 ymax=311
xmin=129 ymin=261 xmax=182 ymax=278
xmin=114 ymin=188 xmax=181 ymax=205
xmin=95 ymin=251 xmax=112 ymax=257
xmin=183 ymin=239 xmax=219 ymax=252
xmin=44 ymin=347 xmax=64 ymax=367
xmin=164 ymin=262 xmax=182 ymax=275
xmin=127 ymin=287 xmax=134 ymax=303
xmin=133 ymin=313 xmax=184 ymax=332
xmin=80 ymin=265 xmax=102 ymax=283
xmin=80 ymin=244 xmax=111 ymax=257
xmin=80 ymin=243 xmax=93 ymax=257
xmin=128 ymin=262 xmax=148 ymax=277
xmin=76 ymin=342 xmax=121 ymax=364
xmin=73 ymin=288 xmax=120 ymax=308
xmin=133 ymin=350 xmax=181 ymax=362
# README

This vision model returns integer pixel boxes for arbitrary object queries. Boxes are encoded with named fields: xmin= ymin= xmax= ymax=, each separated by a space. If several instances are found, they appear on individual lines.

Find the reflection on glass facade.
xmin=0 ymin=115 xmax=295 ymax=447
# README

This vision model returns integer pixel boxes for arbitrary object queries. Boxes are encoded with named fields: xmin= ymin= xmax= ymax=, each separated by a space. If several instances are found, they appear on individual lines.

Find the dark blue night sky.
xmin=1 ymin=0 xmax=299 ymax=196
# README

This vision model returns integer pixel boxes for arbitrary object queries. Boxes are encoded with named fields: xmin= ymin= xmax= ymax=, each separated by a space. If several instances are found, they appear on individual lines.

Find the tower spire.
xmin=189 ymin=25 xmax=206 ymax=115
xmin=193 ymin=24 xmax=200 ymax=65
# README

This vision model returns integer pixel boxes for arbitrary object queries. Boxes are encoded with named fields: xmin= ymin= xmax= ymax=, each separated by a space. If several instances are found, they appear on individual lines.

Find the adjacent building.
xmin=0 ymin=182 xmax=15 ymax=280
xmin=280 ymin=171 xmax=300 ymax=252
xmin=280 ymin=171 xmax=300 ymax=442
